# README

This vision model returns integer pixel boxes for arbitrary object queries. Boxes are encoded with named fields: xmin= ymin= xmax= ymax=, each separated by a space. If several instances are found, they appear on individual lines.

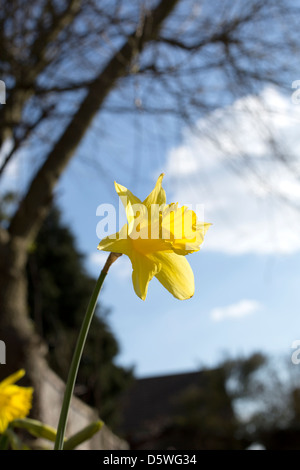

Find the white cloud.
xmin=165 ymin=86 xmax=300 ymax=255
xmin=210 ymin=299 xmax=261 ymax=322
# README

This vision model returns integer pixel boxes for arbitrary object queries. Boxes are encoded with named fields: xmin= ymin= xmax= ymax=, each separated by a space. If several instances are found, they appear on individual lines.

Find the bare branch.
xmin=0 ymin=0 xmax=81 ymax=145
xmin=0 ymin=103 xmax=56 ymax=177
xmin=8 ymin=0 xmax=181 ymax=243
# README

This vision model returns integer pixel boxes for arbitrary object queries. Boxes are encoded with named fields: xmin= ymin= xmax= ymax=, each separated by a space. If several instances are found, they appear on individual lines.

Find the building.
xmin=117 ymin=368 xmax=242 ymax=450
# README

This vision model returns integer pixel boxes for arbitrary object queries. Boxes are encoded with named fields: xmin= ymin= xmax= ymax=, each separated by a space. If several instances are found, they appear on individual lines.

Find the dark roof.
xmin=117 ymin=370 xmax=213 ymax=437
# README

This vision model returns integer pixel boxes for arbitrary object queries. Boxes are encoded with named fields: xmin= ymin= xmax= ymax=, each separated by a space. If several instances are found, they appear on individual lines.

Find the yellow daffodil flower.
xmin=0 ymin=369 xmax=33 ymax=434
xmin=97 ymin=174 xmax=210 ymax=300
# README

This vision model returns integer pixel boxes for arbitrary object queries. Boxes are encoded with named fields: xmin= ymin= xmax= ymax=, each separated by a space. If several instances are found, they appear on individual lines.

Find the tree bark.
xmin=0 ymin=229 xmax=47 ymax=417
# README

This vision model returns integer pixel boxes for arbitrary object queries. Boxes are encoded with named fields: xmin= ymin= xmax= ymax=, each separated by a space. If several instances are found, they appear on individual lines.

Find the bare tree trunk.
xmin=0 ymin=229 xmax=48 ymax=416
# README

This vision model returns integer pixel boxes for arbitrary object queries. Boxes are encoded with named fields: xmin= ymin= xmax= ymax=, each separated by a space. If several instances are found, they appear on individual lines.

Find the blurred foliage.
xmin=24 ymin=203 xmax=133 ymax=429
xmin=140 ymin=353 xmax=300 ymax=450
xmin=0 ymin=417 xmax=103 ymax=450
xmin=223 ymin=353 xmax=300 ymax=449
xmin=165 ymin=368 xmax=242 ymax=449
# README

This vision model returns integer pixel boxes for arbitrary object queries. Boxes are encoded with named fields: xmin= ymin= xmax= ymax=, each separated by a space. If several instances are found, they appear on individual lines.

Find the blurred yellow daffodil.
xmin=0 ymin=369 xmax=33 ymax=434
xmin=98 ymin=174 xmax=210 ymax=300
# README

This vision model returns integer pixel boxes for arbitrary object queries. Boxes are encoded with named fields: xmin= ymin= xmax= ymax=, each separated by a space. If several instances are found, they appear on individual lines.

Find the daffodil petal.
xmin=152 ymin=252 xmax=195 ymax=300
xmin=130 ymin=252 xmax=161 ymax=301
xmin=114 ymin=181 xmax=143 ymax=226
xmin=97 ymin=224 xmax=131 ymax=255
xmin=0 ymin=370 xmax=33 ymax=434
xmin=0 ymin=369 xmax=25 ymax=388
xmin=114 ymin=181 xmax=142 ymax=206
xmin=143 ymin=173 xmax=166 ymax=207
xmin=0 ymin=385 xmax=33 ymax=433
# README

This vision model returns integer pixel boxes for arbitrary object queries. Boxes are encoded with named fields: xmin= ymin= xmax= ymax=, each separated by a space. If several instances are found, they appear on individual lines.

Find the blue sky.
xmin=42 ymin=84 xmax=300 ymax=378
xmin=2 ymin=82 xmax=300 ymax=378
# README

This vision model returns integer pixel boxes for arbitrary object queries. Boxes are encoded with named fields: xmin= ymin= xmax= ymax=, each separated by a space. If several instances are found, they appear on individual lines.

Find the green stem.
xmin=54 ymin=252 xmax=121 ymax=450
